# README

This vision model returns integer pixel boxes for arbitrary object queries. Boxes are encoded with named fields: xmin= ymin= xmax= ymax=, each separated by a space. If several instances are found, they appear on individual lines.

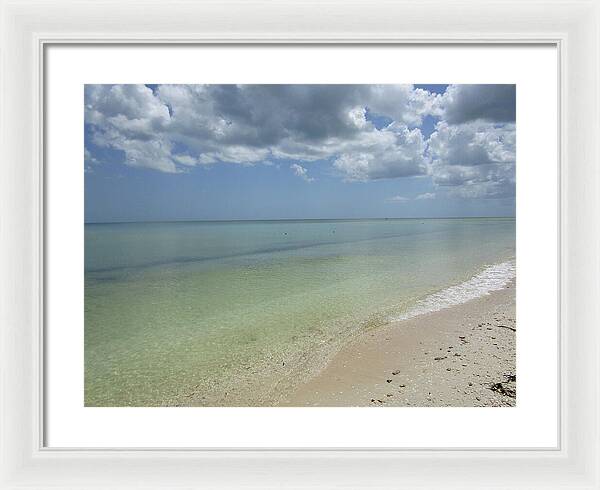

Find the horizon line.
xmin=85 ymin=216 xmax=516 ymax=225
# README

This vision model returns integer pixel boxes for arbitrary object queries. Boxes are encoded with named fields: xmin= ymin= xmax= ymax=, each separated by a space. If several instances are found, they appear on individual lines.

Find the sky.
xmin=84 ymin=84 xmax=516 ymax=222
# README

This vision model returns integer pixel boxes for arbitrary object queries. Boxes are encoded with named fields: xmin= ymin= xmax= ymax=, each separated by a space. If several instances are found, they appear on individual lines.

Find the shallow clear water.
xmin=84 ymin=218 xmax=515 ymax=406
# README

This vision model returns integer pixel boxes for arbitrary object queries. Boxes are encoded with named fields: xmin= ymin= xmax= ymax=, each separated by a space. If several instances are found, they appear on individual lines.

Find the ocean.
xmin=84 ymin=218 xmax=516 ymax=406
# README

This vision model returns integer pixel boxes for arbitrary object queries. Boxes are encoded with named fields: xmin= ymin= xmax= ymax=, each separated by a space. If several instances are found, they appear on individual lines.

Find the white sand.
xmin=279 ymin=280 xmax=516 ymax=407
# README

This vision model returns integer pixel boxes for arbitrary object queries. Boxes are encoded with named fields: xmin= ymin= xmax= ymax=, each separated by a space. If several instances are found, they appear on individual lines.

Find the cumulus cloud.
xmin=85 ymin=83 xmax=515 ymax=200
xmin=428 ymin=121 xmax=515 ymax=167
xmin=85 ymin=85 xmax=177 ymax=173
xmin=427 ymin=120 xmax=515 ymax=199
xmin=85 ymin=84 xmax=432 ymax=179
xmin=440 ymin=84 xmax=516 ymax=124
xmin=416 ymin=192 xmax=436 ymax=200
xmin=332 ymin=123 xmax=427 ymax=181
xmin=84 ymin=147 xmax=99 ymax=173
xmin=290 ymin=163 xmax=314 ymax=182
xmin=366 ymin=85 xmax=440 ymax=126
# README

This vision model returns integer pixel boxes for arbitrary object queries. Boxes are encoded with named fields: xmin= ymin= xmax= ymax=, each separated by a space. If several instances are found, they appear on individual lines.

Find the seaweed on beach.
xmin=488 ymin=380 xmax=516 ymax=398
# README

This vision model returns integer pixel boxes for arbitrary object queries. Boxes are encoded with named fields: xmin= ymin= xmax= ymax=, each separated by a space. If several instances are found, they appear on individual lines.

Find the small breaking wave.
xmin=391 ymin=260 xmax=516 ymax=322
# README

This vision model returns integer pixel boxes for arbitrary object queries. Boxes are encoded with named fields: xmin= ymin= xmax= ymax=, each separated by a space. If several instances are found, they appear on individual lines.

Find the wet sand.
xmin=280 ymin=280 xmax=516 ymax=407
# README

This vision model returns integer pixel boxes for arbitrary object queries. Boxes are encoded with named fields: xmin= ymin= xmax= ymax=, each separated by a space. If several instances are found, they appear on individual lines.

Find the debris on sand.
xmin=489 ymin=382 xmax=516 ymax=398
xmin=497 ymin=325 xmax=516 ymax=332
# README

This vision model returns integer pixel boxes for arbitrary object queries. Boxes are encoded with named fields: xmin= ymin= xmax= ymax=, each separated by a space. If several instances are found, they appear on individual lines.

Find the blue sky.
xmin=85 ymin=84 xmax=516 ymax=222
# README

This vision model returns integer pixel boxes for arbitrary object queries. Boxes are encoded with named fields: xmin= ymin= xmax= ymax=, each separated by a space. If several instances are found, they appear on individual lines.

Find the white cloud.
xmin=290 ymin=163 xmax=314 ymax=182
xmin=173 ymin=154 xmax=198 ymax=166
xmin=347 ymin=106 xmax=368 ymax=129
xmin=85 ymin=84 xmax=433 ymax=177
xmin=84 ymin=147 xmax=98 ymax=173
xmin=427 ymin=120 xmax=515 ymax=199
xmin=388 ymin=192 xmax=436 ymax=203
xmin=84 ymin=147 xmax=98 ymax=165
xmin=84 ymin=84 xmax=515 ymax=201
xmin=332 ymin=124 xmax=428 ymax=181
xmin=366 ymin=85 xmax=441 ymax=127
xmin=428 ymin=121 xmax=515 ymax=167
xmin=86 ymin=85 xmax=177 ymax=173
xmin=388 ymin=195 xmax=410 ymax=203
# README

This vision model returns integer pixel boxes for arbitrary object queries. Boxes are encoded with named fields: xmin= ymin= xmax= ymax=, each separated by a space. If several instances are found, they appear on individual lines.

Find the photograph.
xmin=84 ymin=83 xmax=516 ymax=407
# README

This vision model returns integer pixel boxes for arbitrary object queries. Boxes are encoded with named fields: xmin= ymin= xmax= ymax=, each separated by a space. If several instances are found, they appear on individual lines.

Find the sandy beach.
xmin=280 ymin=280 xmax=516 ymax=407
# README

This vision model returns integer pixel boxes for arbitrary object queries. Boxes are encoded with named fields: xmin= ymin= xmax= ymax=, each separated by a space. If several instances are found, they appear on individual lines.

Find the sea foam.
xmin=391 ymin=260 xmax=516 ymax=322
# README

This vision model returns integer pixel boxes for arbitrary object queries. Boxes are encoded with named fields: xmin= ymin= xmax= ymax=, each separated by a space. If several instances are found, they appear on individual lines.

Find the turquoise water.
xmin=84 ymin=218 xmax=515 ymax=406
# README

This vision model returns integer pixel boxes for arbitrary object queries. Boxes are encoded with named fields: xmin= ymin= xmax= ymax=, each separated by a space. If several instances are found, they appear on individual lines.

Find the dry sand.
xmin=279 ymin=280 xmax=516 ymax=407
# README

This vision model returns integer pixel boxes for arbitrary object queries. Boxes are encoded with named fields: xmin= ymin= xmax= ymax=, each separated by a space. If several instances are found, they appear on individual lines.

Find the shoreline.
xmin=278 ymin=279 xmax=516 ymax=407
xmin=86 ymin=259 xmax=516 ymax=407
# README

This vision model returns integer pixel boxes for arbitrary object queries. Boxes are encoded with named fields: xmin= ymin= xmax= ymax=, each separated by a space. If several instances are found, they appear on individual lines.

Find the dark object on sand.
xmin=489 ymin=382 xmax=516 ymax=398
xmin=496 ymin=324 xmax=516 ymax=332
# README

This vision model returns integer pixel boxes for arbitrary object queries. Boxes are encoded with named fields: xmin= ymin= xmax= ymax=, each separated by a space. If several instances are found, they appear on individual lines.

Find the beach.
xmin=83 ymin=84 xmax=518 ymax=409
xmin=280 ymin=280 xmax=516 ymax=407
xmin=84 ymin=218 xmax=515 ymax=407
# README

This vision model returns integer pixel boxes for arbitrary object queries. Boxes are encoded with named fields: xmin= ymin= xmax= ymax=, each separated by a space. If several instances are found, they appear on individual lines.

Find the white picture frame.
xmin=0 ymin=0 xmax=598 ymax=488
